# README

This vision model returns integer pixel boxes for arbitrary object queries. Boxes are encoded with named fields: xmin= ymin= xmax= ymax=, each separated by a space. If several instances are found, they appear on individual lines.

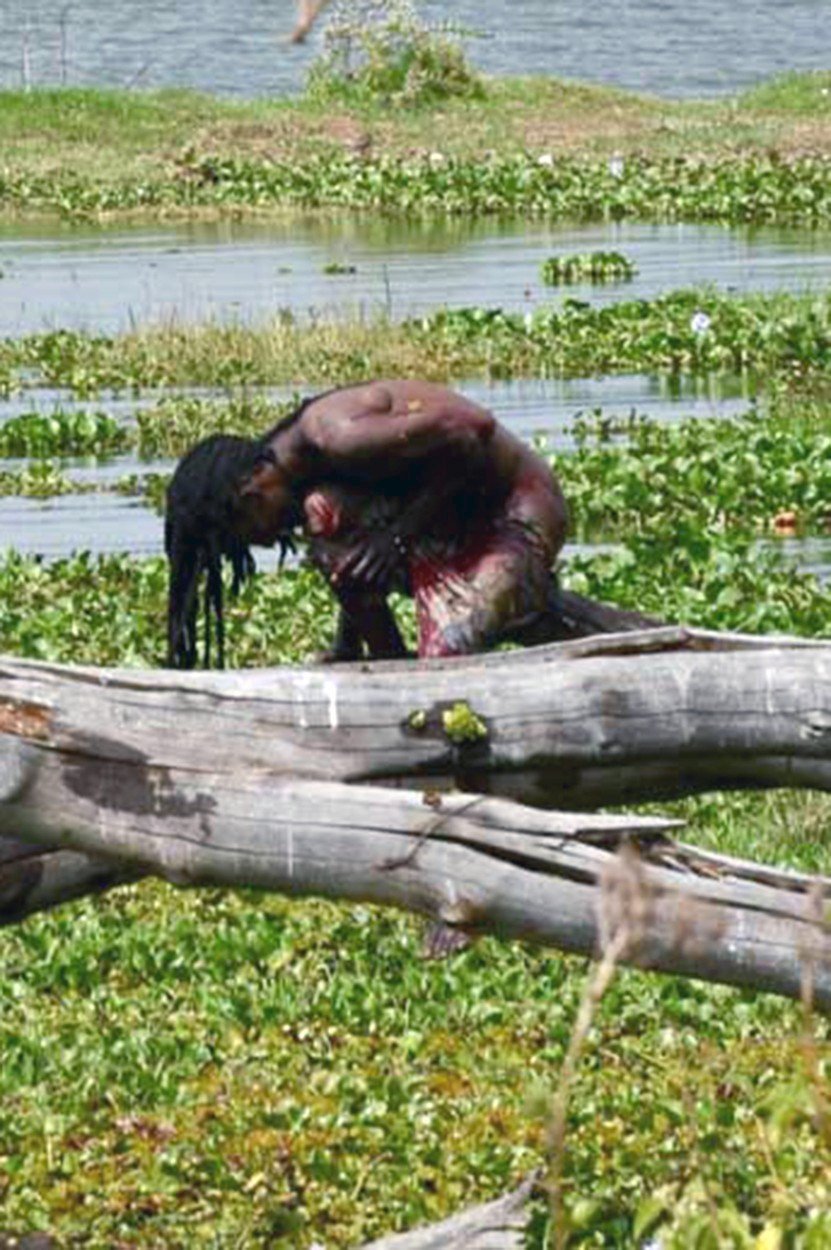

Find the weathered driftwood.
xmin=3 ymin=714 xmax=831 ymax=1006
xmin=2 ymin=626 xmax=830 ymax=808
xmin=2 ymin=626 xmax=831 ymax=1005
xmin=356 ymin=1174 xmax=536 ymax=1249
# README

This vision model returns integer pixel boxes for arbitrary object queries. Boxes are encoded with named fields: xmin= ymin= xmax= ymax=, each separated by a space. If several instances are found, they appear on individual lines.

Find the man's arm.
xmin=301 ymin=380 xmax=496 ymax=476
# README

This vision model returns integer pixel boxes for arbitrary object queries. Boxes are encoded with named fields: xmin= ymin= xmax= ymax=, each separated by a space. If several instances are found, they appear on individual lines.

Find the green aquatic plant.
xmin=540 ymin=251 xmax=637 ymax=284
xmin=134 ymin=393 xmax=293 ymax=457
xmin=552 ymin=406 xmax=831 ymax=540
xmin=0 ymin=408 xmax=129 ymax=457
xmin=566 ymin=524 xmax=831 ymax=638
xmin=1 ymin=151 xmax=831 ymax=225
xmin=411 ymin=287 xmax=831 ymax=378
xmin=0 ymin=461 xmax=89 ymax=497
xmin=3 ymin=288 xmax=831 ymax=394
xmin=112 ymin=471 xmax=170 ymax=511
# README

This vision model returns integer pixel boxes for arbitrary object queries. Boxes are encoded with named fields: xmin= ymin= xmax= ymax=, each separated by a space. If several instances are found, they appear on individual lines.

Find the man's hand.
xmin=332 ymin=528 xmax=408 ymax=590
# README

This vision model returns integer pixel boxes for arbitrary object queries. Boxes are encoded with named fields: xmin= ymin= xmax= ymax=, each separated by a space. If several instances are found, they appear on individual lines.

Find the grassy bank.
xmin=2 ymin=72 xmax=831 ymax=219
xmin=1 ymin=288 xmax=831 ymax=396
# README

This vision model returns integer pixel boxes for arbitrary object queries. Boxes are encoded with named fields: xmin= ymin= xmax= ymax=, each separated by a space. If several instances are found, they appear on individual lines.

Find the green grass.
xmin=1 ymin=72 xmax=831 ymax=220
xmin=738 ymin=70 xmax=831 ymax=116
xmin=1 ymin=288 xmax=831 ymax=398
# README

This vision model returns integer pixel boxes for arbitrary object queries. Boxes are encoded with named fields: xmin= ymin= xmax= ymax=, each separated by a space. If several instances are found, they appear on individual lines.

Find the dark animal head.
xmin=165 ymin=434 xmax=268 ymax=670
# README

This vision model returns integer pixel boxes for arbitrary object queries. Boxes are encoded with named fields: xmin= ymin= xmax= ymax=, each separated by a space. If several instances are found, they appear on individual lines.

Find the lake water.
xmin=3 ymin=217 xmax=831 ymax=337
xmin=1 ymin=0 xmax=828 ymax=100
xmin=0 ymin=210 xmax=817 ymax=566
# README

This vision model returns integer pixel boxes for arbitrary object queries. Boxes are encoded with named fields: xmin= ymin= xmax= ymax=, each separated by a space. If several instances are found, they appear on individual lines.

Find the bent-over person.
xmin=165 ymin=379 xmax=568 ymax=667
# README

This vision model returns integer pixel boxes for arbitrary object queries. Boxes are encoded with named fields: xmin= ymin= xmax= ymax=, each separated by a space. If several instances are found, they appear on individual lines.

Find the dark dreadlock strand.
xmin=165 ymin=434 xmax=262 ymax=670
xmin=165 ymin=389 xmax=348 ymax=668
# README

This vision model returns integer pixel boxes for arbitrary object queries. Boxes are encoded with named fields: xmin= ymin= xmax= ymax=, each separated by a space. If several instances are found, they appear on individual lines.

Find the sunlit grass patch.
xmin=738 ymin=70 xmax=831 ymax=116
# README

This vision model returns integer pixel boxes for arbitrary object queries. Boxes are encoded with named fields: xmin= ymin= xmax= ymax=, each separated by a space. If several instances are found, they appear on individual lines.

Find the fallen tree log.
xmin=2 ymin=626 xmax=831 ymax=1006
xmin=2 ymin=626 xmax=830 ymax=808
xmin=3 ymin=704 xmax=831 ymax=1005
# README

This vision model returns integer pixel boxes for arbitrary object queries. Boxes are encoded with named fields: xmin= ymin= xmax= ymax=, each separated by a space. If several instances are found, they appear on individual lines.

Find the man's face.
xmin=234 ymin=456 xmax=297 ymax=546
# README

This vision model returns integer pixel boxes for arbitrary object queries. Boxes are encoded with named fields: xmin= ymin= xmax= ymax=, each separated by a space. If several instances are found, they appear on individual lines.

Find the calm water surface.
xmin=2 ymin=217 xmax=831 ymax=336
xmin=0 ymin=0 xmax=827 ymax=99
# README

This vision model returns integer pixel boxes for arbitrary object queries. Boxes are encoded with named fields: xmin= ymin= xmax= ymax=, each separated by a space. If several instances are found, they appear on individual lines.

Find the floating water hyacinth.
xmin=691 ymin=310 xmax=712 ymax=335
xmin=540 ymin=251 xmax=637 ymax=284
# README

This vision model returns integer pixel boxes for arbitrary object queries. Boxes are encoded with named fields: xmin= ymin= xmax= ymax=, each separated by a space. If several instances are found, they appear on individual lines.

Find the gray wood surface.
xmin=355 ymin=1174 xmax=536 ymax=1249
xmin=2 ymin=627 xmax=831 ymax=1006
xmin=2 ymin=626 xmax=830 ymax=807
xmin=2 ymin=721 xmax=830 ymax=1006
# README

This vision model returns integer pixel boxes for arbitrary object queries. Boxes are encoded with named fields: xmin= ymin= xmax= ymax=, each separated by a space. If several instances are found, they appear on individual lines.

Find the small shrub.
xmin=305 ymin=0 xmax=484 ymax=108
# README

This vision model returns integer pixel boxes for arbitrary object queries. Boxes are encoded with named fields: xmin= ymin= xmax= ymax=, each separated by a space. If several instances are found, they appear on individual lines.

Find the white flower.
xmin=609 ymin=155 xmax=625 ymax=178
xmin=428 ymin=151 xmax=445 ymax=166
xmin=524 ymin=311 xmax=534 ymax=331
xmin=690 ymin=310 xmax=711 ymax=335
xmin=537 ymin=152 xmax=555 ymax=167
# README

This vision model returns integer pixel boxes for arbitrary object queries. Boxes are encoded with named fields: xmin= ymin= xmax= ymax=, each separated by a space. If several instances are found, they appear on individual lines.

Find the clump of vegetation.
xmin=441 ymin=700 xmax=489 ymax=744
xmin=0 ymin=460 xmax=85 ymax=497
xmin=3 ymin=288 xmax=831 ymax=397
xmin=552 ymin=406 xmax=831 ymax=540
xmin=306 ymin=0 xmax=484 ymax=108
xmin=0 ymin=408 xmax=129 ymax=457
xmin=3 ymin=150 xmax=831 ymax=224
xmin=541 ymin=251 xmax=637 ymax=284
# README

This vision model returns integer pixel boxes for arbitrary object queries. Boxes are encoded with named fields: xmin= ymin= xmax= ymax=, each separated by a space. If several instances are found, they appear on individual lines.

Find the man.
xmin=233 ymin=378 xmax=568 ymax=660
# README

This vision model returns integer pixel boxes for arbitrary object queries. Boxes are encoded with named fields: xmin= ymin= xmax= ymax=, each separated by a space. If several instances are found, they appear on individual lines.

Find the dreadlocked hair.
xmin=164 ymin=391 xmax=346 ymax=668
xmin=165 ymin=434 xmax=262 ymax=670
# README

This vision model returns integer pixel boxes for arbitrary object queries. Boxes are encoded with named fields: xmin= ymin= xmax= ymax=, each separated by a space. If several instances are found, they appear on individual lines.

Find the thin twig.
xmin=546 ymin=921 xmax=631 ymax=1249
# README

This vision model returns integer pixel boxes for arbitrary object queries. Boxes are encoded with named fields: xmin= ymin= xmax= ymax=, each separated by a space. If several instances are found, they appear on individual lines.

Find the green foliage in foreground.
xmin=540 ymin=251 xmax=637 ymax=285
xmin=1 ymin=830 xmax=828 ymax=1249
xmin=1 ymin=288 xmax=831 ymax=396
xmin=2 ymin=150 xmax=831 ymax=224
xmin=0 ymin=538 xmax=830 ymax=1246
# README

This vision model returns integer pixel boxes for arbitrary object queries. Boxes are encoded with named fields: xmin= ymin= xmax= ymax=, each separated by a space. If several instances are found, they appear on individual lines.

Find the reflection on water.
xmin=2 ymin=218 xmax=831 ymax=336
